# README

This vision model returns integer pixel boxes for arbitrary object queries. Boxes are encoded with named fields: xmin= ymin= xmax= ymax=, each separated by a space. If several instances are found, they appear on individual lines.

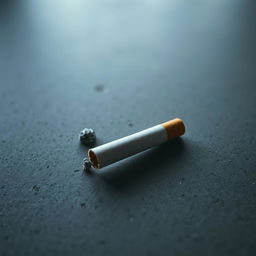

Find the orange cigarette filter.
xmin=161 ymin=118 xmax=185 ymax=140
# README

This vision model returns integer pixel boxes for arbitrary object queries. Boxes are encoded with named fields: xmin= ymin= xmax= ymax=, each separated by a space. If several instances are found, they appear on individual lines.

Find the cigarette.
xmin=88 ymin=118 xmax=185 ymax=169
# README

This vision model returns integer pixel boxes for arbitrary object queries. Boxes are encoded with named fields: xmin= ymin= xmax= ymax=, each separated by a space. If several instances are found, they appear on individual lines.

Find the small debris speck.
xmin=83 ymin=158 xmax=92 ymax=172
xmin=94 ymin=84 xmax=105 ymax=92
xmin=32 ymin=185 xmax=40 ymax=192
xmin=80 ymin=203 xmax=86 ymax=208
xmin=79 ymin=128 xmax=96 ymax=145
xmin=74 ymin=169 xmax=80 ymax=173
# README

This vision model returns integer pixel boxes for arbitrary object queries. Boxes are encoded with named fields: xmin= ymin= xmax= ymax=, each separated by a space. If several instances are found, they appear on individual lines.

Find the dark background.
xmin=0 ymin=0 xmax=256 ymax=255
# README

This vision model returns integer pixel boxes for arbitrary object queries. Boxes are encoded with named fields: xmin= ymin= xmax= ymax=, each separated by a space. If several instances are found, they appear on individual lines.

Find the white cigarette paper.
xmin=88 ymin=118 xmax=185 ymax=169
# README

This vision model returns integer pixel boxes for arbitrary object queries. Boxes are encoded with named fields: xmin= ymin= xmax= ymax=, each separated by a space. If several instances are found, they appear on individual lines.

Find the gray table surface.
xmin=0 ymin=0 xmax=256 ymax=255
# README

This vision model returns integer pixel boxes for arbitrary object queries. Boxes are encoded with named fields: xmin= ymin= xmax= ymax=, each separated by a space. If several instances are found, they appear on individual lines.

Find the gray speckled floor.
xmin=0 ymin=0 xmax=256 ymax=255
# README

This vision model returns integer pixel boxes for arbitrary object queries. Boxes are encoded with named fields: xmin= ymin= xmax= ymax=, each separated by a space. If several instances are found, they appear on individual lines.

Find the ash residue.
xmin=83 ymin=158 xmax=92 ymax=173
xmin=79 ymin=128 xmax=96 ymax=145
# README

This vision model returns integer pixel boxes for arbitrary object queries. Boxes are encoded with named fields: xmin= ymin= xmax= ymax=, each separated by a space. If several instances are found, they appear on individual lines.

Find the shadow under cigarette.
xmin=97 ymin=137 xmax=187 ymax=188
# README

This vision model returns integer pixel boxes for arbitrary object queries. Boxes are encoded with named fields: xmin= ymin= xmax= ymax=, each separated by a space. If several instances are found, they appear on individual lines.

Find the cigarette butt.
xmin=88 ymin=118 xmax=185 ymax=169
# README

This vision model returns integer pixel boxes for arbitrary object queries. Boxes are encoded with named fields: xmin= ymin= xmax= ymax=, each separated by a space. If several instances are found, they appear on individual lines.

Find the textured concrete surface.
xmin=0 ymin=0 xmax=256 ymax=255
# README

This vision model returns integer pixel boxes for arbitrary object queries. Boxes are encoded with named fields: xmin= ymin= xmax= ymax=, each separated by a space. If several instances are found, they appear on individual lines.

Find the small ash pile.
xmin=79 ymin=128 xmax=96 ymax=145
xmin=83 ymin=158 xmax=92 ymax=172
xmin=79 ymin=128 xmax=96 ymax=173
